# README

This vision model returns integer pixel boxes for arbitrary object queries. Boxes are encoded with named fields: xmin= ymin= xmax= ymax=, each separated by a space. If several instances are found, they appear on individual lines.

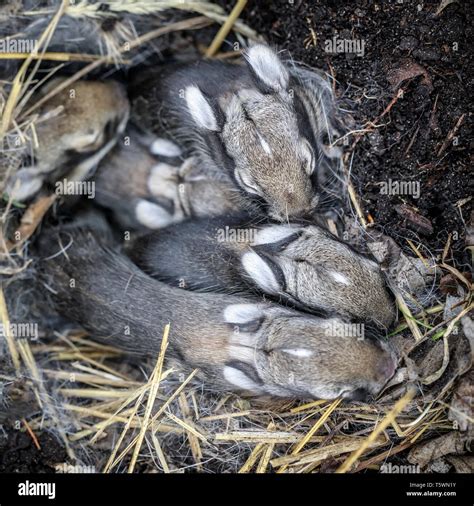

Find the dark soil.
xmin=0 ymin=427 xmax=67 ymax=473
xmin=235 ymin=0 xmax=472 ymax=266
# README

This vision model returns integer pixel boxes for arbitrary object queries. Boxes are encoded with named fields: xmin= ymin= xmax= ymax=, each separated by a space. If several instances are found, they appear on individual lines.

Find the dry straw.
xmin=0 ymin=0 xmax=471 ymax=474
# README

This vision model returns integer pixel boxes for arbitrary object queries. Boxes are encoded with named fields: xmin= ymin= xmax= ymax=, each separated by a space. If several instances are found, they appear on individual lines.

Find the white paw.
xmin=134 ymin=199 xmax=174 ymax=229
xmin=147 ymin=163 xmax=180 ymax=200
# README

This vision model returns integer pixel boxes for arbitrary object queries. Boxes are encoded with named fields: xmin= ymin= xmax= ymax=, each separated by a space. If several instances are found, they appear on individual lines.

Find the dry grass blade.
xmin=110 ymin=369 xmax=199 ymax=468
xmin=270 ymin=437 xmax=385 ymax=468
xmin=16 ymin=337 xmax=76 ymax=460
xmin=152 ymin=433 xmax=170 ymax=473
xmin=0 ymin=52 xmax=130 ymax=63
xmin=0 ymin=286 xmax=21 ymax=372
xmin=103 ymin=386 xmax=149 ymax=473
xmin=20 ymin=16 xmax=212 ymax=121
xmin=238 ymin=443 xmax=266 ymax=473
xmin=206 ymin=0 xmax=248 ymax=57
xmin=128 ymin=324 xmax=170 ymax=473
xmin=256 ymin=442 xmax=275 ymax=473
xmin=336 ymin=389 xmax=416 ymax=473
xmin=0 ymin=0 xmax=68 ymax=138
xmin=277 ymin=397 xmax=342 ymax=473
xmin=395 ymin=291 xmax=424 ymax=342
xmin=179 ymin=393 xmax=203 ymax=470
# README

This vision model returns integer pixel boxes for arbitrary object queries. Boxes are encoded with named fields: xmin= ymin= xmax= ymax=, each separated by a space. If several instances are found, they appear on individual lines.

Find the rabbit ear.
xmin=184 ymin=86 xmax=219 ymax=131
xmin=223 ymin=303 xmax=264 ymax=333
xmin=223 ymin=363 xmax=263 ymax=393
xmin=252 ymin=225 xmax=302 ymax=252
xmin=245 ymin=44 xmax=289 ymax=93
xmin=241 ymin=251 xmax=285 ymax=293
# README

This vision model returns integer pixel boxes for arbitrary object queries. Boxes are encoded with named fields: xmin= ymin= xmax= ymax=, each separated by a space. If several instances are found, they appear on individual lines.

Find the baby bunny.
xmin=131 ymin=44 xmax=342 ymax=221
xmin=5 ymin=79 xmax=129 ymax=201
xmin=93 ymin=128 xmax=243 ymax=230
xmin=131 ymin=216 xmax=397 ymax=329
xmin=37 ymin=225 xmax=396 ymax=401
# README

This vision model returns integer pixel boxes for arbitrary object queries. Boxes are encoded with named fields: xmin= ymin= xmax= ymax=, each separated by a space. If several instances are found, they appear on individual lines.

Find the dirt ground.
xmin=235 ymin=0 xmax=472 ymax=266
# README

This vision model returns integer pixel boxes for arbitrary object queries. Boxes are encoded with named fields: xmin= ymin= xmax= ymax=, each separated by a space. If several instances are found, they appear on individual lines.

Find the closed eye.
xmin=234 ymin=170 xmax=262 ymax=196
xmin=301 ymin=140 xmax=316 ymax=175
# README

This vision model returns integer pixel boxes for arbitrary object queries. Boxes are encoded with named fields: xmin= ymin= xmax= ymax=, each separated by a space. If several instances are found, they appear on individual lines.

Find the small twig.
xmin=128 ymin=324 xmax=170 ymax=473
xmin=22 ymin=418 xmax=41 ymax=450
xmin=206 ymin=0 xmax=248 ymax=57
xmin=0 ymin=286 xmax=21 ymax=372
xmin=0 ymin=52 xmax=130 ymax=63
xmin=336 ymin=388 xmax=416 ymax=473
xmin=277 ymin=398 xmax=342 ymax=473
xmin=437 ymin=113 xmax=465 ymax=157
xmin=19 ymin=16 xmax=211 ymax=121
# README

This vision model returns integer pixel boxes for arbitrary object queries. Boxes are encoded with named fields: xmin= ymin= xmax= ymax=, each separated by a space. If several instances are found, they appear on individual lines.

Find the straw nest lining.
xmin=0 ymin=0 xmax=472 ymax=473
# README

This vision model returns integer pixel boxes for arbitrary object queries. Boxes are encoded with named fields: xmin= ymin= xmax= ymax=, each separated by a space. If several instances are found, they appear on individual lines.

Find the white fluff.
xmin=281 ymin=348 xmax=314 ymax=358
xmin=330 ymin=271 xmax=350 ymax=286
xmin=257 ymin=132 xmax=272 ymax=155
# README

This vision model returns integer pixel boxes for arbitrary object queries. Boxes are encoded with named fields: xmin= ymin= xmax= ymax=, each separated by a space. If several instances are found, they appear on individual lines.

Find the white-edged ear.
xmin=223 ymin=366 xmax=262 ymax=393
xmin=301 ymin=139 xmax=316 ymax=175
xmin=252 ymin=225 xmax=300 ymax=246
xmin=223 ymin=303 xmax=263 ymax=326
xmin=281 ymin=348 xmax=314 ymax=358
xmin=245 ymin=45 xmax=289 ymax=92
xmin=184 ymin=85 xmax=219 ymax=131
xmin=241 ymin=251 xmax=280 ymax=294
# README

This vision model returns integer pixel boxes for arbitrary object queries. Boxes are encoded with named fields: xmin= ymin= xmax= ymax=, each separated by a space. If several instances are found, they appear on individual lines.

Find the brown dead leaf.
xmin=446 ymin=455 xmax=474 ymax=473
xmin=418 ymin=340 xmax=444 ymax=379
xmin=449 ymin=368 xmax=474 ymax=433
xmin=407 ymin=432 xmax=467 ymax=468
xmin=5 ymin=193 xmax=57 ymax=252
xmin=394 ymin=204 xmax=434 ymax=236
xmin=387 ymin=59 xmax=433 ymax=91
